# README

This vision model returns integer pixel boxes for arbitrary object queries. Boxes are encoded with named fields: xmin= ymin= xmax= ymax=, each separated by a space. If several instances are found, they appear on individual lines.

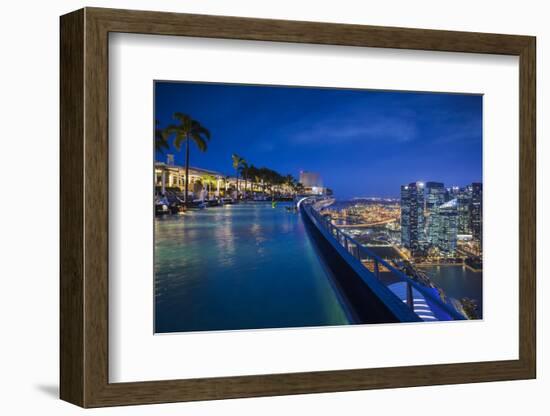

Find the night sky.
xmin=154 ymin=81 xmax=482 ymax=199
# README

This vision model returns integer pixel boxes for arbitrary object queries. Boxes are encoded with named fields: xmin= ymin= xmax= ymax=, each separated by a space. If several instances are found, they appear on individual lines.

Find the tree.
xmin=155 ymin=120 xmax=169 ymax=153
xmin=247 ymin=165 xmax=261 ymax=193
xmin=231 ymin=154 xmax=245 ymax=198
xmin=239 ymin=160 xmax=249 ymax=198
xmin=165 ymin=113 xmax=211 ymax=207
xmin=284 ymin=174 xmax=297 ymax=196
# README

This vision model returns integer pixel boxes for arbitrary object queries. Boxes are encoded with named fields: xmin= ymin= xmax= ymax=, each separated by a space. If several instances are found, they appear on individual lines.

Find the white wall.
xmin=0 ymin=0 xmax=546 ymax=414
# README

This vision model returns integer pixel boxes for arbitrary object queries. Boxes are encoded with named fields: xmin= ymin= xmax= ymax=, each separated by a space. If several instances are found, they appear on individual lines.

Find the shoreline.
xmin=416 ymin=263 xmax=483 ymax=273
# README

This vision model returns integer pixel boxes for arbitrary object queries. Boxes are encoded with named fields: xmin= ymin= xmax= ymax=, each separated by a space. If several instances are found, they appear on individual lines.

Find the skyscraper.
xmin=445 ymin=186 xmax=460 ymax=201
xmin=400 ymin=182 xmax=425 ymax=256
xmin=457 ymin=185 xmax=472 ymax=234
xmin=471 ymin=182 xmax=483 ymax=244
xmin=425 ymin=182 xmax=445 ymax=244
xmin=436 ymin=198 xmax=458 ymax=255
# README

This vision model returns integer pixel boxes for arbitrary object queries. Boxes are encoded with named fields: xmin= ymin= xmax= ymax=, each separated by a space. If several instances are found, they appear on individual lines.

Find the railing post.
xmin=374 ymin=259 xmax=380 ymax=279
xmin=406 ymin=282 xmax=414 ymax=309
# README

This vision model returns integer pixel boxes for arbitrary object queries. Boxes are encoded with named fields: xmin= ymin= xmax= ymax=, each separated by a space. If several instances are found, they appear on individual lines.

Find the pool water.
xmin=154 ymin=202 xmax=349 ymax=333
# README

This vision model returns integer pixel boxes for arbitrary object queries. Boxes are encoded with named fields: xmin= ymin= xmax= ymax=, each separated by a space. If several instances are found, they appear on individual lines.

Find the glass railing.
xmin=303 ymin=201 xmax=465 ymax=322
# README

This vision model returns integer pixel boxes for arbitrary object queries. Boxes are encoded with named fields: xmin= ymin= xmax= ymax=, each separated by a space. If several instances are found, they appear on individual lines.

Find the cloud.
xmin=425 ymin=111 xmax=482 ymax=144
xmin=285 ymin=114 xmax=418 ymax=146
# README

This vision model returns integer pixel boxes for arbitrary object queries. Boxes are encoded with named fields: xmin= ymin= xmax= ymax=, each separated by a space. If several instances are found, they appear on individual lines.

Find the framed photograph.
xmin=60 ymin=7 xmax=536 ymax=407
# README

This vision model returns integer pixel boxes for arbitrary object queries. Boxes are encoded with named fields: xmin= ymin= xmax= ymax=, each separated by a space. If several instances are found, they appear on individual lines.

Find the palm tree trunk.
xmin=184 ymin=135 xmax=190 ymax=207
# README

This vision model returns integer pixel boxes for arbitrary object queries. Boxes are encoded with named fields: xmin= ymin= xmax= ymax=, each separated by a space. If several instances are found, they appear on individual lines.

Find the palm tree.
xmin=165 ymin=113 xmax=211 ymax=207
xmin=155 ymin=120 xmax=169 ymax=153
xmin=247 ymin=165 xmax=260 ymax=193
xmin=239 ymin=160 xmax=249 ymax=198
xmin=284 ymin=174 xmax=296 ymax=196
xmin=232 ymin=154 xmax=245 ymax=198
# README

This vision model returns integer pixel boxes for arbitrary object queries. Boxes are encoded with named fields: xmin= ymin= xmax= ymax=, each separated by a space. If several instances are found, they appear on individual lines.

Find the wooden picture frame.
xmin=60 ymin=7 xmax=536 ymax=408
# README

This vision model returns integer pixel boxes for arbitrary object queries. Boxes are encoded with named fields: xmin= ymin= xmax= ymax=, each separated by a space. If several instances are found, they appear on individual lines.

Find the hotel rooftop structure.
xmin=155 ymin=161 xmax=226 ymax=193
xmin=299 ymin=170 xmax=327 ymax=196
xmin=155 ymin=155 xmax=327 ymax=199
xmin=155 ymin=155 xmax=293 ymax=198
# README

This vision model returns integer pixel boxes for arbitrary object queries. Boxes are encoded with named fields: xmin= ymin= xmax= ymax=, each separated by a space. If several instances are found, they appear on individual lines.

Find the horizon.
xmin=154 ymin=81 xmax=483 ymax=199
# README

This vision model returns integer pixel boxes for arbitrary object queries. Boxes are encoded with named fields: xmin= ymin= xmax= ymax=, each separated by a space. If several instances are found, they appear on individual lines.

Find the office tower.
xmin=436 ymin=199 xmax=458 ymax=255
xmin=471 ymin=182 xmax=483 ymax=244
xmin=444 ymin=185 xmax=459 ymax=202
xmin=457 ymin=185 xmax=472 ymax=234
xmin=400 ymin=182 xmax=425 ymax=255
xmin=425 ymin=182 xmax=445 ymax=244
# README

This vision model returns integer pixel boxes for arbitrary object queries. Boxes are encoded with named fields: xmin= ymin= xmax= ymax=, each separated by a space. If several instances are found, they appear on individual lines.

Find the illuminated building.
xmin=457 ymin=185 xmax=472 ymax=234
xmin=299 ymin=171 xmax=322 ymax=187
xmin=446 ymin=185 xmax=460 ymax=201
xmin=425 ymin=182 xmax=445 ymax=244
xmin=471 ymin=182 xmax=483 ymax=244
xmin=435 ymin=198 xmax=458 ymax=255
xmin=400 ymin=181 xmax=425 ymax=256
xmin=299 ymin=171 xmax=326 ymax=195
xmin=154 ymin=162 xmax=225 ymax=197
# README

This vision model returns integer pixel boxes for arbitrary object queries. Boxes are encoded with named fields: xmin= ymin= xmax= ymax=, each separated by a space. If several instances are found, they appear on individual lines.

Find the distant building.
xmin=400 ymin=182 xmax=425 ymax=256
xmin=299 ymin=171 xmax=322 ymax=186
xmin=425 ymin=182 xmax=445 ymax=244
xmin=299 ymin=171 xmax=326 ymax=195
xmin=435 ymin=198 xmax=458 ymax=255
xmin=470 ymin=182 xmax=483 ymax=244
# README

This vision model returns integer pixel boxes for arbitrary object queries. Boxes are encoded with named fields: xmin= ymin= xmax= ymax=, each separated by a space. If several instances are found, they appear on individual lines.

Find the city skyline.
xmin=155 ymin=82 xmax=483 ymax=199
xmin=154 ymin=81 xmax=484 ymax=331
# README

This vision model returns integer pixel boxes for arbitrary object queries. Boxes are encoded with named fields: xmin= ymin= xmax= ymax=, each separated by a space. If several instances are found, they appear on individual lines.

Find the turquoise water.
xmin=154 ymin=202 xmax=349 ymax=333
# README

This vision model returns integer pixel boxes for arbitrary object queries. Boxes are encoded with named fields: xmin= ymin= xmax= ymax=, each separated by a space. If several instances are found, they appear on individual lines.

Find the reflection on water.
xmin=419 ymin=265 xmax=483 ymax=318
xmin=155 ymin=202 xmax=349 ymax=333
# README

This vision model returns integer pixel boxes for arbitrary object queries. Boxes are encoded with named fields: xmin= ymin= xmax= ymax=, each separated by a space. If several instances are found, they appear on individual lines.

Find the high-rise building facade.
xmin=470 ymin=182 xmax=483 ymax=244
xmin=457 ymin=185 xmax=472 ymax=234
xmin=435 ymin=198 xmax=458 ymax=254
xmin=446 ymin=186 xmax=460 ymax=201
xmin=400 ymin=182 xmax=425 ymax=255
xmin=425 ymin=182 xmax=445 ymax=244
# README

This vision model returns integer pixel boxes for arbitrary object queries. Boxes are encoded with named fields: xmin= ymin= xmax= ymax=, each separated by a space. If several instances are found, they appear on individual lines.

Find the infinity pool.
xmin=154 ymin=202 xmax=349 ymax=333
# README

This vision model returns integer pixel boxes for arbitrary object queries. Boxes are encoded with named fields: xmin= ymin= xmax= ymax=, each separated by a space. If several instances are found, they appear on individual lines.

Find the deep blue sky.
xmin=155 ymin=81 xmax=482 ymax=198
